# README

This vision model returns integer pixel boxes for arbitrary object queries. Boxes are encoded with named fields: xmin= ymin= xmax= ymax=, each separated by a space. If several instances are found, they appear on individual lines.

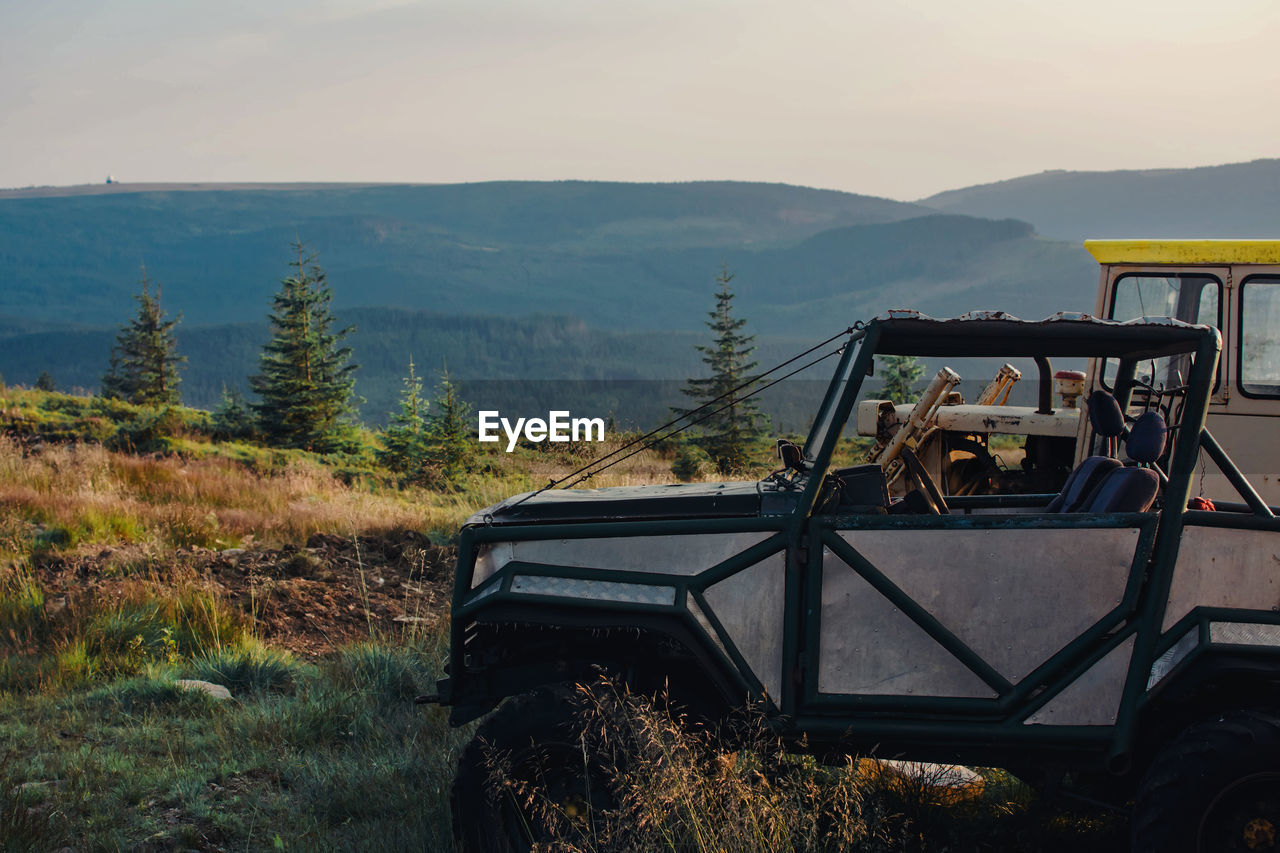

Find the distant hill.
xmin=0 ymin=180 xmax=1105 ymax=425
xmin=919 ymin=158 xmax=1280 ymax=242
xmin=0 ymin=181 xmax=1091 ymax=335
xmin=0 ymin=180 xmax=930 ymax=328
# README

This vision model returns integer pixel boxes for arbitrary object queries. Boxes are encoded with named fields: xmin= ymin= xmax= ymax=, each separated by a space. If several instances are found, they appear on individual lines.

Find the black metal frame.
xmin=442 ymin=314 xmax=1280 ymax=776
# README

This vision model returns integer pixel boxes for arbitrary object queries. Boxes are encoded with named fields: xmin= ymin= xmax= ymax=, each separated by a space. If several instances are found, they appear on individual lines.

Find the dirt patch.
xmin=32 ymin=532 xmax=457 ymax=655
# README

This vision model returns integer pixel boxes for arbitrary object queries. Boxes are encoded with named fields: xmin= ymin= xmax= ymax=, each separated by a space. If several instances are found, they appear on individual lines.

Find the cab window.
xmin=1239 ymin=276 xmax=1280 ymax=398
xmin=1106 ymin=274 xmax=1220 ymax=391
xmin=1111 ymin=274 xmax=1220 ymax=327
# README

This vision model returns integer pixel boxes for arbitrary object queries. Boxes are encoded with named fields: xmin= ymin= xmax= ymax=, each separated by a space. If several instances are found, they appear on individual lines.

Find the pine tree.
xmin=424 ymin=365 xmax=474 ymax=485
xmin=379 ymin=362 xmax=475 ymax=487
xmin=879 ymin=355 xmax=925 ymax=403
xmin=35 ymin=371 xmax=56 ymax=392
xmin=100 ymin=267 xmax=185 ymax=406
xmin=212 ymin=385 xmax=255 ymax=440
xmin=249 ymin=243 xmax=358 ymax=453
xmin=378 ymin=358 xmax=431 ymax=480
xmin=674 ymin=265 xmax=764 ymax=475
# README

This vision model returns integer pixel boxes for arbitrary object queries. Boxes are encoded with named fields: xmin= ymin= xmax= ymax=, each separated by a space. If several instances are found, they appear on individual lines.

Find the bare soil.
xmin=31 ymin=532 xmax=457 ymax=655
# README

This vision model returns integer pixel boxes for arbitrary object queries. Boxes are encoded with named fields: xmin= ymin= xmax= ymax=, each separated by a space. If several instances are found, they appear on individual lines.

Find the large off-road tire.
xmin=451 ymin=687 xmax=613 ymax=853
xmin=1133 ymin=710 xmax=1280 ymax=853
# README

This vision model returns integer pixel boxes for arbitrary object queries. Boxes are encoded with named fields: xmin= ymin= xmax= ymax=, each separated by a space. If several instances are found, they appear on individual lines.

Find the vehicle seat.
xmin=1078 ymin=411 xmax=1167 ymax=513
xmin=1045 ymin=390 xmax=1126 ymax=512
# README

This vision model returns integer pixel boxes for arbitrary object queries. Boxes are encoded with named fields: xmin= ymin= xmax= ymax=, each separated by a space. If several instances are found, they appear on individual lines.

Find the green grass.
xmin=0 ymin=633 xmax=470 ymax=852
xmin=185 ymin=644 xmax=299 ymax=694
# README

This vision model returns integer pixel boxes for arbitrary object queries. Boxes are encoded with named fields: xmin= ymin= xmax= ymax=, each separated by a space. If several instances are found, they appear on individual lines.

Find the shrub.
xmin=212 ymin=387 xmax=256 ymax=441
xmin=486 ymin=678 xmax=880 ymax=852
xmin=671 ymin=442 xmax=713 ymax=482
xmin=107 ymin=406 xmax=187 ymax=454
xmin=32 ymin=525 xmax=74 ymax=552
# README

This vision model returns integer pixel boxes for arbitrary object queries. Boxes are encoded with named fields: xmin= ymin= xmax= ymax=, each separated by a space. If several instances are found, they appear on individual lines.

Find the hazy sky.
xmin=2 ymin=0 xmax=1277 ymax=200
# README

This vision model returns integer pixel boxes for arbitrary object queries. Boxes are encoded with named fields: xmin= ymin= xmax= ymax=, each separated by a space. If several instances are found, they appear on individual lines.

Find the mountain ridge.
xmin=919 ymin=158 xmax=1280 ymax=241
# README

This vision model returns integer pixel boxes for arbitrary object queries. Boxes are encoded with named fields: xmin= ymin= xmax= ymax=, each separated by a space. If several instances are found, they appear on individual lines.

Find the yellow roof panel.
xmin=1084 ymin=239 xmax=1280 ymax=265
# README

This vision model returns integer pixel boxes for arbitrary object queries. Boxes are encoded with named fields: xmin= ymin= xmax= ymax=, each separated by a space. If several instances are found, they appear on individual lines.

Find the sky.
xmin=2 ymin=0 xmax=1278 ymax=201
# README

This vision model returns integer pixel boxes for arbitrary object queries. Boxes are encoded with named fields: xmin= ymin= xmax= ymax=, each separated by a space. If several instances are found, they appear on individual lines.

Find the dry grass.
xmin=0 ymin=430 xmax=740 ymax=563
xmin=0 ymin=438 xmax=440 ymax=555
xmin=486 ymin=677 xmax=1126 ymax=853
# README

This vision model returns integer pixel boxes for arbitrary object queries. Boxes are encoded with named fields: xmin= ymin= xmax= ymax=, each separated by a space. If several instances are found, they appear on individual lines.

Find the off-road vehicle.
xmin=435 ymin=241 xmax=1280 ymax=853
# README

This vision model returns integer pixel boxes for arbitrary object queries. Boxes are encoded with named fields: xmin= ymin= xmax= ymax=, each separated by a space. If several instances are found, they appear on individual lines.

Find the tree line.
xmin=96 ymin=242 xmax=474 ymax=486
xmin=75 ymin=242 xmax=927 ymax=485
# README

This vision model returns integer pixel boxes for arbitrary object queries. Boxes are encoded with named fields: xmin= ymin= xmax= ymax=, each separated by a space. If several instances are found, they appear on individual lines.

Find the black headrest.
xmin=1126 ymin=411 xmax=1168 ymax=464
xmin=1087 ymin=390 xmax=1126 ymax=438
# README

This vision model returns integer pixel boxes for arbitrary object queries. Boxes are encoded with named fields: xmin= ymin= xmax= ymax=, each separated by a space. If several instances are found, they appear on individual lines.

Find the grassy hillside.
xmin=0 ymin=390 xmax=1127 ymax=850
xmin=920 ymin=158 xmax=1280 ymax=242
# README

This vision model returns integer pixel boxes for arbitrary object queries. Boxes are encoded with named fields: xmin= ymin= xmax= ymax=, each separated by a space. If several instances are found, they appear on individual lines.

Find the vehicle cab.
xmin=1088 ymin=239 xmax=1280 ymax=503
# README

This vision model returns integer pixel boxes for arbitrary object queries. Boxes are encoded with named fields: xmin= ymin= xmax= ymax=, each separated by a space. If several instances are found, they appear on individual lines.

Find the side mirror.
xmin=776 ymin=439 xmax=805 ymax=472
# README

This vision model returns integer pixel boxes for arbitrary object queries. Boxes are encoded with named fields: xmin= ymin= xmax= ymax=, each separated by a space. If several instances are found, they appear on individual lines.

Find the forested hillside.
xmin=0 ymin=181 xmax=926 ymax=327
xmin=0 ymin=181 xmax=1093 ymax=334
xmin=0 ymin=311 xmax=831 ymax=426
xmin=0 ymin=180 xmax=1103 ymax=423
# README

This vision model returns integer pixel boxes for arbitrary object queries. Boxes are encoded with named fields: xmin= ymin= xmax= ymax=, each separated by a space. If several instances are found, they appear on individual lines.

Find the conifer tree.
xmin=425 ymin=365 xmax=474 ymax=484
xmin=212 ymin=385 xmax=255 ymax=440
xmin=101 ymin=267 xmax=185 ymax=406
xmin=35 ymin=371 xmax=56 ymax=392
xmin=249 ymin=243 xmax=358 ymax=452
xmin=879 ymin=355 xmax=925 ymax=402
xmin=379 ymin=361 xmax=475 ymax=487
xmin=378 ymin=358 xmax=430 ymax=480
xmin=675 ymin=265 xmax=764 ymax=474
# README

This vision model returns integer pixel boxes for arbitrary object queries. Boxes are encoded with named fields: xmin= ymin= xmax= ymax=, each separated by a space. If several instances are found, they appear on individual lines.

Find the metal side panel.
xmin=836 ymin=527 xmax=1137 ymax=683
xmin=686 ymin=596 xmax=733 ymax=662
xmin=1026 ymin=636 xmax=1134 ymax=726
xmin=1210 ymin=621 xmax=1280 ymax=646
xmin=472 ymin=531 xmax=775 ymax=587
xmin=819 ymin=550 xmax=994 ymax=698
xmin=703 ymin=553 xmax=786 ymax=701
xmin=509 ymin=575 xmax=677 ymax=606
xmin=1202 ymin=413 xmax=1280 ymax=505
xmin=1164 ymin=525 xmax=1280 ymax=631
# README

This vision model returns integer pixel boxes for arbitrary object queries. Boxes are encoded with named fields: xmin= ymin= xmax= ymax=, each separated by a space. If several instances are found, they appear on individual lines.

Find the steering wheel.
xmin=898 ymin=447 xmax=950 ymax=515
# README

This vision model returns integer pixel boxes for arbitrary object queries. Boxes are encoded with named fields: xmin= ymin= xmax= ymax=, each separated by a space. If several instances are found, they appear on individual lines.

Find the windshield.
xmin=1110 ymin=273 xmax=1219 ymax=326
xmin=1106 ymin=273 xmax=1220 ymax=390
